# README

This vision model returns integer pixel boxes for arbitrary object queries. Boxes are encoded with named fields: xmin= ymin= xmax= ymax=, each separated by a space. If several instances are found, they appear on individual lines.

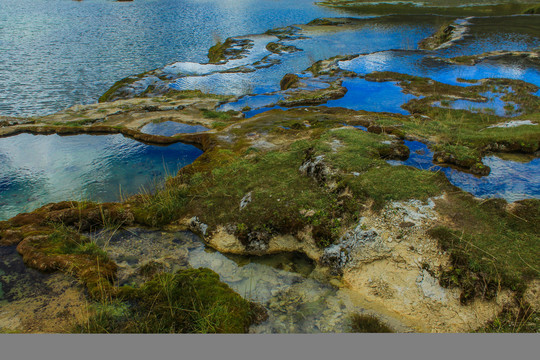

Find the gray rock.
xmin=299 ymin=154 xmax=330 ymax=184
xmin=189 ymin=216 xmax=208 ymax=237
xmin=416 ymin=269 xmax=447 ymax=303
xmin=321 ymin=222 xmax=379 ymax=274
xmin=240 ymin=191 xmax=252 ymax=210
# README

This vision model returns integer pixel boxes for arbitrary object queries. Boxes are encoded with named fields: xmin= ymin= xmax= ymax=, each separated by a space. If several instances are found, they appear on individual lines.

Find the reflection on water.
xmin=388 ymin=140 xmax=540 ymax=202
xmin=0 ymin=134 xmax=202 ymax=220
xmin=140 ymin=121 xmax=209 ymax=137
xmin=167 ymin=16 xmax=439 ymax=97
xmin=100 ymin=228 xmax=408 ymax=333
xmin=325 ymin=78 xmax=418 ymax=114
xmin=434 ymin=91 xmax=520 ymax=117
xmin=338 ymin=51 xmax=540 ymax=87
xmin=0 ymin=0 xmax=338 ymax=117
xmin=210 ymin=16 xmax=539 ymax=118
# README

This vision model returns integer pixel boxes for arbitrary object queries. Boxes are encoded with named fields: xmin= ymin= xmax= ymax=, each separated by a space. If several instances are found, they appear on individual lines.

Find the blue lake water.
xmin=338 ymin=51 xmax=540 ymax=87
xmin=0 ymin=0 xmax=338 ymax=117
xmin=0 ymin=133 xmax=202 ymax=220
xmin=167 ymin=17 xmax=439 ymax=97
xmin=433 ymin=91 xmax=520 ymax=117
xmin=388 ymin=140 xmax=540 ymax=202
xmin=325 ymin=78 xmax=417 ymax=114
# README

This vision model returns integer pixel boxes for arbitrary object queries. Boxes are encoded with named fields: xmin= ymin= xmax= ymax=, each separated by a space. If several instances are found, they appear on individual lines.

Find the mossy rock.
xmin=280 ymin=73 xmax=300 ymax=90
xmin=99 ymin=75 xmax=141 ymax=103
xmin=207 ymin=38 xmax=252 ymax=64
xmin=16 ymin=227 xmax=117 ymax=299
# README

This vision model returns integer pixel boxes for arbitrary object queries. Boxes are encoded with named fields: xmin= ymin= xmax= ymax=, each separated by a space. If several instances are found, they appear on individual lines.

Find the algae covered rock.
xmin=280 ymin=73 xmax=300 ymax=90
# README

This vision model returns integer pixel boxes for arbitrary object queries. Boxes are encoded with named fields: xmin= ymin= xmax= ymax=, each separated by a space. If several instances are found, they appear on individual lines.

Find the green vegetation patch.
xmin=524 ymin=4 xmax=540 ymax=14
xmin=183 ymin=141 xmax=357 ymax=248
xmin=51 ymin=119 xmax=97 ymax=127
xmin=132 ymin=180 xmax=189 ymax=227
xmin=135 ymin=122 xmax=447 ymax=247
xmin=429 ymin=196 xmax=540 ymax=304
xmin=350 ymin=314 xmax=393 ymax=333
xmin=318 ymin=129 xmax=446 ymax=209
xmin=99 ymin=75 xmax=143 ymax=103
xmin=478 ymin=301 xmax=539 ymax=333
xmin=79 ymin=268 xmax=258 ymax=333
xmin=17 ymin=225 xmax=117 ymax=299
xmin=419 ymin=21 xmax=456 ymax=50
xmin=208 ymin=38 xmax=252 ymax=64
xmin=317 ymin=1 xmax=538 ymax=16
xmin=165 ymin=89 xmax=232 ymax=101
xmin=0 ymin=269 xmax=4 ymax=300
xmin=361 ymin=72 xmax=540 ymax=171
xmin=201 ymin=109 xmax=233 ymax=121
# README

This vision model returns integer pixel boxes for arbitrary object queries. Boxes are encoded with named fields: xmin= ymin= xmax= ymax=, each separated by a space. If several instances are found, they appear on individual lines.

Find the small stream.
xmin=96 ymin=228 xmax=410 ymax=333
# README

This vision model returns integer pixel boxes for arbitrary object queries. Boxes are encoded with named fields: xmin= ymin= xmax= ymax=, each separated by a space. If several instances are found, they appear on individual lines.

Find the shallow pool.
xmin=389 ymin=140 xmax=540 ymax=202
xmin=140 ymin=121 xmax=209 ymax=137
xmin=0 ymin=133 xmax=202 ymax=220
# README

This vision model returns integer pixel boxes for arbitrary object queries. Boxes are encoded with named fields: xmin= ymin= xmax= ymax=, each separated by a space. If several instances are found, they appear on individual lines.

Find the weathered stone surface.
xmin=416 ymin=269 xmax=448 ymax=303
xmin=189 ymin=216 xmax=208 ymax=237
xmin=240 ymin=192 xmax=253 ymax=210
xmin=320 ymin=221 xmax=382 ymax=274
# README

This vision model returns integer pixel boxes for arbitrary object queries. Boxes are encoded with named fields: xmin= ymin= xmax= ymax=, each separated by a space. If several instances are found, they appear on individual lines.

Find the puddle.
xmin=95 ymin=228 xmax=411 ymax=333
xmin=140 ymin=121 xmax=209 ymax=137
xmin=388 ymin=140 xmax=540 ymax=202
xmin=433 ymin=91 xmax=521 ymax=117
xmin=325 ymin=78 xmax=418 ymax=114
xmin=0 ymin=133 xmax=202 ymax=220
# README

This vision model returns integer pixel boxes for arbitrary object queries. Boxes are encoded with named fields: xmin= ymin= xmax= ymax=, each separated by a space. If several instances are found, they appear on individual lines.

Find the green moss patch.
xmin=524 ymin=4 xmax=540 ymax=14
xmin=478 ymin=301 xmax=539 ymax=333
xmin=78 ymin=268 xmax=259 ymax=333
xmin=350 ymin=314 xmax=393 ymax=333
xmin=201 ymin=109 xmax=233 ymax=121
xmin=429 ymin=196 xmax=540 ymax=304
xmin=419 ymin=21 xmax=456 ymax=50
xmin=208 ymin=38 xmax=253 ymax=64
xmin=99 ymin=75 xmax=143 ymax=103
xmin=318 ymin=129 xmax=446 ymax=209
xmin=16 ymin=225 xmax=117 ymax=299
